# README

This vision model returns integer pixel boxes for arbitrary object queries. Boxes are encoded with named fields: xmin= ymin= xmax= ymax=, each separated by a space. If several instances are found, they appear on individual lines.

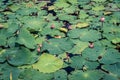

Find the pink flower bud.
xmin=50 ymin=24 xmax=55 ymax=29
xmin=89 ymin=42 xmax=94 ymax=48
xmin=37 ymin=48 xmax=40 ymax=52
xmin=100 ymin=17 xmax=105 ymax=22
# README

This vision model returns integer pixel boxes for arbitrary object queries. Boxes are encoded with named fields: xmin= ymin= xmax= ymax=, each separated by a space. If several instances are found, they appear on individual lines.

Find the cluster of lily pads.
xmin=0 ymin=0 xmax=120 ymax=80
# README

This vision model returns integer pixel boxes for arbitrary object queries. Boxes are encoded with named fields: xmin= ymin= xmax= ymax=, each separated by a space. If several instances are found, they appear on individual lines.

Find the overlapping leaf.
xmin=68 ymin=70 xmax=104 ymax=80
xmin=19 ymin=68 xmax=53 ymax=80
xmin=16 ymin=28 xmax=36 ymax=49
xmin=68 ymin=40 xmax=89 ymax=54
xmin=32 ymin=53 xmax=63 ymax=73
xmin=41 ymin=38 xmax=74 ymax=54
xmin=2 ymin=47 xmax=38 ymax=66
xmin=70 ymin=56 xmax=99 ymax=70
xmin=68 ymin=29 xmax=101 ymax=41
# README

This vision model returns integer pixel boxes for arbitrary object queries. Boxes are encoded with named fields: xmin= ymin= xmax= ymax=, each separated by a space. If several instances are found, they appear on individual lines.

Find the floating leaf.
xmin=32 ymin=53 xmax=63 ymax=73
xmin=76 ymin=22 xmax=89 ymax=28
xmin=112 ymin=38 xmax=120 ymax=44
xmin=23 ymin=17 xmax=46 ymax=30
xmin=82 ymin=46 xmax=106 ymax=61
xmin=19 ymin=68 xmax=53 ymax=80
xmin=67 ymin=29 xmax=81 ymax=38
xmin=79 ymin=10 xmax=89 ymax=19
xmin=16 ymin=7 xmax=38 ymax=16
xmin=99 ymin=48 xmax=120 ymax=64
xmin=54 ymin=2 xmax=69 ymax=8
xmin=68 ymin=29 xmax=101 ymax=41
xmin=70 ymin=56 xmax=99 ymax=70
xmin=57 ymin=13 xmax=77 ymax=22
xmin=92 ymin=5 xmax=105 ymax=11
xmin=92 ymin=0 xmax=106 ymax=3
xmin=59 ymin=28 xmax=68 ymax=33
xmin=16 ymin=28 xmax=36 ymax=49
xmin=53 ymin=70 xmax=67 ymax=80
xmin=68 ymin=70 xmax=103 ymax=80
xmin=68 ymin=40 xmax=89 ymax=54
xmin=0 ymin=63 xmax=20 ymax=80
xmin=102 ymin=62 xmax=120 ymax=77
xmin=41 ymin=38 xmax=74 ymax=54
xmin=0 ymin=29 xmax=7 ymax=46
xmin=0 ymin=49 xmax=6 ymax=62
xmin=3 ymin=47 xmax=38 ymax=66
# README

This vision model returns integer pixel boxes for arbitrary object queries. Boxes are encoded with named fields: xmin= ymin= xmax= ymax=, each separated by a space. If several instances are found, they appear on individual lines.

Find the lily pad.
xmin=68 ymin=70 xmax=103 ymax=80
xmin=102 ymin=62 xmax=120 ymax=77
xmin=0 ymin=63 xmax=20 ymax=80
xmin=23 ymin=17 xmax=46 ymax=30
xmin=76 ymin=22 xmax=89 ymax=28
xmin=68 ymin=40 xmax=89 ymax=54
xmin=68 ymin=29 xmax=101 ymax=41
xmin=54 ymin=2 xmax=69 ymax=8
xmin=19 ymin=68 xmax=53 ymax=80
xmin=16 ymin=28 xmax=36 ymax=49
xmin=99 ymin=48 xmax=120 ymax=64
xmin=82 ymin=46 xmax=106 ymax=61
xmin=41 ymin=38 xmax=74 ymax=54
xmin=53 ymin=70 xmax=67 ymax=80
xmin=32 ymin=53 xmax=63 ymax=73
xmin=70 ymin=56 xmax=99 ymax=70
xmin=3 ymin=47 xmax=38 ymax=66
xmin=0 ymin=29 xmax=7 ymax=46
xmin=112 ymin=38 xmax=120 ymax=44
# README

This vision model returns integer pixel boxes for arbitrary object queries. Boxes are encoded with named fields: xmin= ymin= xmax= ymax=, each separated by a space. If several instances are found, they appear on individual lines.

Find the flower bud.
xmin=100 ymin=17 xmax=105 ymax=22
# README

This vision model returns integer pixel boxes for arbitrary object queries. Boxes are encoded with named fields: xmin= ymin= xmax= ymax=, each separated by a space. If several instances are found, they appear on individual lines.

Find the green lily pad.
xmin=76 ymin=22 xmax=89 ymax=28
xmin=68 ymin=40 xmax=89 ymax=54
xmin=66 ymin=0 xmax=78 ymax=4
xmin=9 ymin=4 xmax=21 ymax=12
xmin=16 ymin=28 xmax=36 ymax=49
xmin=79 ymin=10 xmax=89 ymax=19
xmin=7 ymin=37 xmax=16 ymax=47
xmin=19 ymin=68 xmax=53 ymax=80
xmin=68 ymin=70 xmax=103 ymax=80
xmin=57 ymin=13 xmax=77 ymax=22
xmin=0 ymin=49 xmax=6 ymax=62
xmin=103 ymin=32 xmax=120 ymax=40
xmin=82 ymin=46 xmax=106 ymax=61
xmin=99 ymin=48 xmax=120 ymax=64
xmin=94 ymin=39 xmax=116 ymax=48
xmin=63 ymin=5 xmax=78 ymax=14
xmin=68 ymin=29 xmax=101 ymax=41
xmin=67 ymin=29 xmax=81 ymax=38
xmin=0 ymin=29 xmax=7 ymax=46
xmin=4 ymin=47 xmax=38 ymax=66
xmin=102 ymin=73 xmax=119 ymax=80
xmin=0 ymin=63 xmax=20 ymax=80
xmin=92 ymin=0 xmax=106 ymax=3
xmin=53 ymin=70 xmax=67 ymax=80
xmin=54 ymin=2 xmax=69 ymax=8
xmin=32 ymin=53 xmax=63 ymax=73
xmin=92 ymin=5 xmax=105 ymax=11
xmin=70 ymin=56 xmax=99 ymax=70
xmin=23 ymin=17 xmax=46 ymax=30
xmin=103 ymin=24 xmax=120 ymax=33
xmin=112 ymin=38 xmax=120 ymax=44
xmin=16 ymin=7 xmax=38 ymax=16
xmin=41 ymin=38 xmax=74 ymax=54
xmin=102 ymin=62 xmax=120 ymax=77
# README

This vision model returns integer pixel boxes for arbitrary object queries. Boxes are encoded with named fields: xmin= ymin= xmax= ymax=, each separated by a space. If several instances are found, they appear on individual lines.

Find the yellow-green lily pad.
xmin=32 ymin=53 xmax=63 ymax=73
xmin=76 ymin=22 xmax=89 ymax=28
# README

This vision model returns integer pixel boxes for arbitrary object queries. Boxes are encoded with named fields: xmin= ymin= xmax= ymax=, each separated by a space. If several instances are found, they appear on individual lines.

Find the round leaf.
xmin=32 ymin=53 xmax=63 ymax=73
